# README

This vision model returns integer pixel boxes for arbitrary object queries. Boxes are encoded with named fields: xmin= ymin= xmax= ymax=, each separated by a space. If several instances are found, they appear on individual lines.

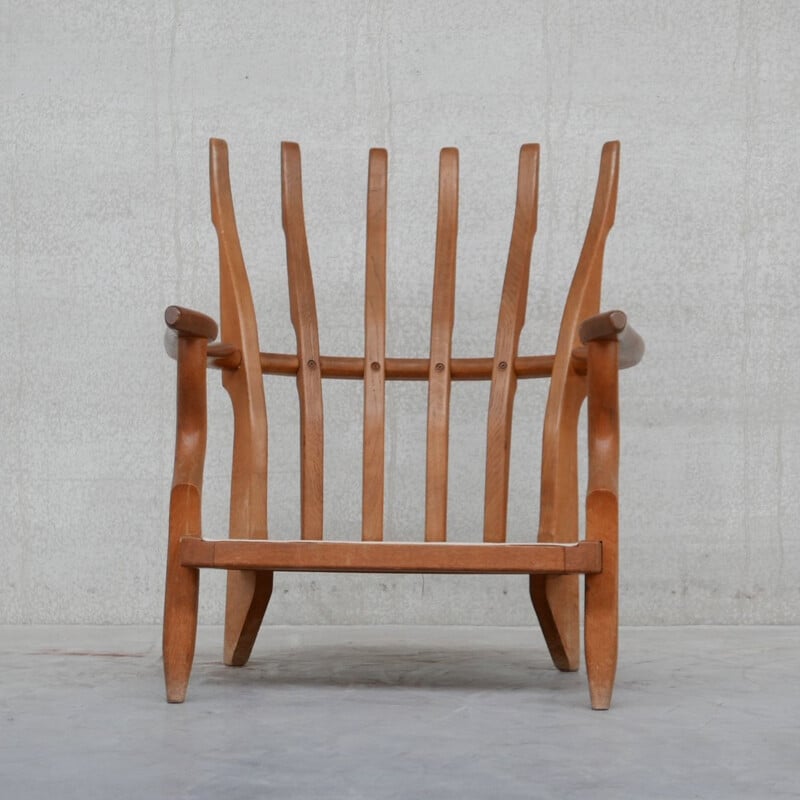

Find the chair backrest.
xmin=208 ymin=138 xmax=620 ymax=545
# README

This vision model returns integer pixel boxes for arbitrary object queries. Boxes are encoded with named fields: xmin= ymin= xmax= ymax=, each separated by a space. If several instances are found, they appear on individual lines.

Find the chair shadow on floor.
xmin=195 ymin=639 xmax=586 ymax=693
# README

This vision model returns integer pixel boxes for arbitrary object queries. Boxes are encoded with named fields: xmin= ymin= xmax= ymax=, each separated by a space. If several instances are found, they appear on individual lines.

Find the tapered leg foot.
xmin=584 ymin=529 xmax=618 ymax=710
xmin=588 ymin=682 xmax=613 ymax=711
xmin=163 ymin=558 xmax=199 ymax=703
xmin=530 ymin=574 xmax=580 ymax=671
xmin=585 ymin=574 xmax=617 ymax=709
xmin=224 ymin=570 xmax=274 ymax=666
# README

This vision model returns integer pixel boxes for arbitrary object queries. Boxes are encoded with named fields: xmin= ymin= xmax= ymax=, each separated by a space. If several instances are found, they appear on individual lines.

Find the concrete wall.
xmin=2 ymin=1 xmax=799 ymax=625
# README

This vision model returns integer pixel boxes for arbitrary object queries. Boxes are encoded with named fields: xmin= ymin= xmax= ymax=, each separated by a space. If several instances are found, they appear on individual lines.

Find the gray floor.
xmin=0 ymin=625 xmax=797 ymax=799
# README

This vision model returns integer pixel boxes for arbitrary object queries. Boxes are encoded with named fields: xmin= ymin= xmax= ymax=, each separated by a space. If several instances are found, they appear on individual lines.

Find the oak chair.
xmin=163 ymin=138 xmax=644 ymax=709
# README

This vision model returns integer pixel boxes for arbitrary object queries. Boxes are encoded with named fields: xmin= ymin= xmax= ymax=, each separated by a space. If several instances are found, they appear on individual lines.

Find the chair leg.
xmin=163 ymin=564 xmax=199 ymax=703
xmin=163 ymin=487 xmax=201 ymax=703
xmin=530 ymin=574 xmax=580 ymax=671
xmin=584 ymin=495 xmax=619 ymax=710
xmin=224 ymin=570 xmax=273 ymax=666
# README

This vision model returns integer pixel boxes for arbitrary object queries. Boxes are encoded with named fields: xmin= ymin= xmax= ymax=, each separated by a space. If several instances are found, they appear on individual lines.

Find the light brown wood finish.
xmin=181 ymin=538 xmax=602 ymax=575
xmin=206 ymin=342 xmax=242 ymax=370
xmin=256 ymin=353 xmax=557 ymax=380
xmin=531 ymin=141 xmax=620 ymax=672
xmin=425 ymin=148 xmax=459 ymax=542
xmin=483 ymin=144 xmax=539 ymax=543
xmin=165 ymin=305 xmax=219 ymax=340
xmin=212 ymin=342 xmax=644 ymax=380
xmin=210 ymin=139 xmax=274 ymax=668
xmin=164 ymin=138 xmax=641 ymax=709
xmin=362 ymin=149 xmax=388 ymax=541
xmin=281 ymin=142 xmax=325 ymax=540
xmin=162 ymin=330 xmax=207 ymax=702
xmin=584 ymin=338 xmax=620 ymax=710
xmin=252 ymin=350 xmax=643 ymax=380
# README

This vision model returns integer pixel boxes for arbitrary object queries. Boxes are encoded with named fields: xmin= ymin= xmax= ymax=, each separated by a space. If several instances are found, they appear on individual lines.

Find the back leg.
xmin=224 ymin=571 xmax=273 ymax=666
xmin=530 ymin=574 xmax=579 ymax=671
xmin=210 ymin=139 xmax=273 ymax=668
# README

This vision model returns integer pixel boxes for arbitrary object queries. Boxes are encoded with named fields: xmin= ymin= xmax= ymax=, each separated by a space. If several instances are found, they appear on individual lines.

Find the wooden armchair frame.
xmin=163 ymin=138 xmax=644 ymax=709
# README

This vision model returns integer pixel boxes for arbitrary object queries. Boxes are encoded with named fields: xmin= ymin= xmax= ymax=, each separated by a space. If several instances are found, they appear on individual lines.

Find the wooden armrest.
xmin=578 ymin=310 xmax=644 ymax=369
xmin=164 ymin=308 xmax=241 ymax=368
xmin=164 ymin=306 xmax=219 ymax=341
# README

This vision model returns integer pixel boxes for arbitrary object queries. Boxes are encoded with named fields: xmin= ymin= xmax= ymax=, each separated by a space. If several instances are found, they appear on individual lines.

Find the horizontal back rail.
xmin=253 ymin=352 xmax=557 ymax=380
xmin=206 ymin=348 xmax=613 ymax=380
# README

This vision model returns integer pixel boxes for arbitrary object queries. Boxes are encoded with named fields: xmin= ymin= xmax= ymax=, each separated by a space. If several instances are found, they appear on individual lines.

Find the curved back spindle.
xmin=483 ymin=144 xmax=540 ymax=543
xmin=281 ymin=142 xmax=325 ymax=540
xmin=538 ymin=141 xmax=620 ymax=542
xmin=209 ymin=139 xmax=269 ymax=540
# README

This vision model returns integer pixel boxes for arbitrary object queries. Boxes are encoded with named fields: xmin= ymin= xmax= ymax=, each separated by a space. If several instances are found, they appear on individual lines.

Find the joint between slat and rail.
xmin=256 ymin=353 xmax=556 ymax=379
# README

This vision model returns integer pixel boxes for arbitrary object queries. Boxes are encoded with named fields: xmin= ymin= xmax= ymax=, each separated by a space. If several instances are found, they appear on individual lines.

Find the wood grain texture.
xmin=281 ymin=142 xmax=324 ymax=540
xmin=181 ymin=537 xmax=602 ymax=575
xmin=362 ymin=149 xmax=388 ymax=541
xmin=425 ymin=148 xmax=459 ymax=542
xmin=579 ymin=309 xmax=628 ymax=342
xmin=164 ymin=305 xmax=219 ymax=340
xmin=484 ymin=144 xmax=539 ymax=543
xmin=206 ymin=342 xmax=242 ymax=370
xmin=164 ymin=139 xmax=640 ymax=710
xmin=258 ymin=353 xmax=556 ymax=380
xmin=531 ymin=141 xmax=620 ymax=672
xmin=210 ymin=139 xmax=273 ymax=667
xmin=162 ymin=335 xmax=207 ymax=702
xmin=584 ymin=339 xmax=620 ymax=709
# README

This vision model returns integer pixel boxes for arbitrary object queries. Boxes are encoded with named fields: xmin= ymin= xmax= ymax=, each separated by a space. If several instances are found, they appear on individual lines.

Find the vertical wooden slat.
xmin=539 ymin=141 xmax=619 ymax=539
xmin=209 ymin=139 xmax=274 ymax=667
xmin=531 ymin=141 xmax=620 ymax=673
xmin=483 ymin=144 xmax=540 ymax=543
xmin=424 ymin=148 xmax=459 ymax=542
xmin=281 ymin=142 xmax=324 ymax=540
xmin=362 ymin=149 xmax=388 ymax=541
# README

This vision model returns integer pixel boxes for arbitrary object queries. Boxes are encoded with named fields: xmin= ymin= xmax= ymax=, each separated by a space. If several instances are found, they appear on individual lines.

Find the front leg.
xmin=163 ymin=307 xmax=216 ymax=702
xmin=583 ymin=335 xmax=620 ymax=710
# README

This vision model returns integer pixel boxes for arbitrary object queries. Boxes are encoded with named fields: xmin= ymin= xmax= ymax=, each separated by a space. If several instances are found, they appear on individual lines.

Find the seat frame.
xmin=162 ymin=138 xmax=644 ymax=709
